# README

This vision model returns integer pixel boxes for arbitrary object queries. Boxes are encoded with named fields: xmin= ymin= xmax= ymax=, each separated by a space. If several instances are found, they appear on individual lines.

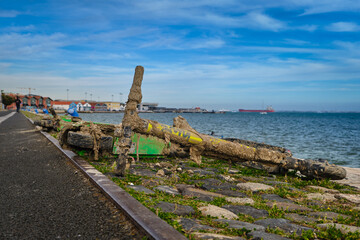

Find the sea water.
xmin=78 ymin=112 xmax=360 ymax=168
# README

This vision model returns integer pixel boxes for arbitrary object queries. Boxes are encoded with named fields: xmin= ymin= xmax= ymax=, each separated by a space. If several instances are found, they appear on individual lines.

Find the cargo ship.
xmin=239 ymin=106 xmax=275 ymax=113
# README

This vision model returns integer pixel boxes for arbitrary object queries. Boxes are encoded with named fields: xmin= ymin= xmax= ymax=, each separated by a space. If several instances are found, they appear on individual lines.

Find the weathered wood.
xmin=115 ymin=66 xmax=346 ymax=180
xmin=67 ymin=131 xmax=113 ymax=151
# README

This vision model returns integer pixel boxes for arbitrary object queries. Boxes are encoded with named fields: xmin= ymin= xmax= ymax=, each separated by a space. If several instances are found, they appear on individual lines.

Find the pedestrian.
xmin=15 ymin=96 xmax=21 ymax=113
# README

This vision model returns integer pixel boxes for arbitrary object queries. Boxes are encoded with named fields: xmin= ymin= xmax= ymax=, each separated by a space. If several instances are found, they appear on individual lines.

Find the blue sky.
xmin=0 ymin=0 xmax=359 ymax=111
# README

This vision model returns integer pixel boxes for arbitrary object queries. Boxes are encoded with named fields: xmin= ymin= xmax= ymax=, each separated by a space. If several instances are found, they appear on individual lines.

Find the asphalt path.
xmin=0 ymin=111 xmax=143 ymax=239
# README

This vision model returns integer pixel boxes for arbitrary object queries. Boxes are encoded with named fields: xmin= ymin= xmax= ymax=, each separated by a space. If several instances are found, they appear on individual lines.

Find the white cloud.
xmin=3 ymin=25 xmax=36 ymax=32
xmin=326 ymin=22 xmax=360 ymax=32
xmin=0 ymin=10 xmax=20 ymax=18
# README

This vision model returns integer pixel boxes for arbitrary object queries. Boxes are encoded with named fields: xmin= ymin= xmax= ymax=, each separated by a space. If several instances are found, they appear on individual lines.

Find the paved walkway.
xmin=0 ymin=111 xmax=143 ymax=239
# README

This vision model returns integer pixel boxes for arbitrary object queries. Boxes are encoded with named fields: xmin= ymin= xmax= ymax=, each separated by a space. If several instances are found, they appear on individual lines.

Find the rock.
xmin=266 ymin=202 xmax=312 ymax=212
xmin=225 ymin=197 xmax=255 ymax=205
xmin=214 ymin=190 xmax=247 ymax=198
xmin=126 ymin=185 xmax=155 ymax=194
xmin=191 ymin=232 xmax=245 ymax=240
xmin=154 ymin=185 xmax=180 ymax=195
xmin=317 ymin=223 xmax=360 ymax=234
xmin=335 ymin=194 xmax=360 ymax=204
xmin=352 ymin=206 xmax=360 ymax=211
xmin=237 ymin=182 xmax=274 ymax=192
xmin=199 ymin=204 xmax=238 ymax=219
xmin=176 ymin=167 xmax=182 ymax=172
xmin=35 ymin=126 xmax=42 ymax=131
xmin=154 ymin=201 xmax=195 ymax=216
xmin=261 ymin=194 xmax=293 ymax=203
xmin=218 ymin=174 xmax=236 ymax=182
xmin=129 ymin=168 xmax=156 ymax=177
xmin=179 ymin=187 xmax=224 ymax=202
xmin=248 ymin=230 xmax=291 ymax=240
xmin=192 ymin=169 xmax=216 ymax=176
xmin=307 ymin=185 xmax=340 ymax=193
xmin=285 ymin=213 xmax=318 ymax=224
xmin=222 ymin=205 xmax=269 ymax=219
xmin=228 ymin=169 xmax=240 ymax=174
xmin=309 ymin=211 xmax=350 ymax=220
xmin=177 ymin=218 xmax=216 ymax=232
xmin=156 ymin=169 xmax=165 ymax=177
xmin=195 ymin=178 xmax=236 ymax=191
xmin=254 ymin=218 xmax=312 ymax=235
xmin=307 ymin=193 xmax=337 ymax=202
xmin=214 ymin=219 xmax=265 ymax=231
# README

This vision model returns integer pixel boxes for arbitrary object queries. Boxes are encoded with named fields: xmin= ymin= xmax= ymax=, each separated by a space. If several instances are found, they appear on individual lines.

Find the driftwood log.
xmin=114 ymin=66 xmax=346 ymax=180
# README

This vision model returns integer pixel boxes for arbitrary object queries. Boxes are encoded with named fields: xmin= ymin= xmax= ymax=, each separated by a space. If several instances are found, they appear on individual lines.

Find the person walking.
xmin=15 ymin=96 xmax=21 ymax=113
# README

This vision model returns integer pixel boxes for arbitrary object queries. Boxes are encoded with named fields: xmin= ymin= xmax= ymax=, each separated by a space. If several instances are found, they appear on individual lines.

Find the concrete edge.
xmin=23 ymin=115 xmax=187 ymax=240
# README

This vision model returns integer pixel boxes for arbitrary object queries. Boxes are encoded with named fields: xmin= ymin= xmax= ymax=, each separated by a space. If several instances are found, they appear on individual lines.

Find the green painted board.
xmin=112 ymin=133 xmax=166 ymax=155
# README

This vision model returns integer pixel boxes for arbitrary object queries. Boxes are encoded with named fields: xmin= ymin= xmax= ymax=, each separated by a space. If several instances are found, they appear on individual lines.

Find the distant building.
xmin=138 ymin=102 xmax=158 ymax=112
xmin=102 ymin=102 xmax=125 ymax=111
xmin=6 ymin=93 xmax=52 ymax=110
xmin=94 ymin=103 xmax=108 ymax=111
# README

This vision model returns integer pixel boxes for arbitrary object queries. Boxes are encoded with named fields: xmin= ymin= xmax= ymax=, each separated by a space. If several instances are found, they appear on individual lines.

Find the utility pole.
xmin=17 ymin=87 xmax=36 ymax=95
xmin=119 ymin=92 xmax=123 ymax=102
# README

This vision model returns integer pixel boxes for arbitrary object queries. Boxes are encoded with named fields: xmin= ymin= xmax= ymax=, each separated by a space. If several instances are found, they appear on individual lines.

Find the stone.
xmin=222 ymin=205 xmax=269 ymax=219
xmin=307 ymin=185 xmax=340 ymax=193
xmin=129 ymin=168 xmax=156 ymax=177
xmin=218 ymin=174 xmax=236 ymax=182
xmin=352 ymin=206 xmax=360 ymax=211
xmin=154 ymin=185 xmax=180 ymax=195
xmin=336 ymin=194 xmax=360 ymax=204
xmin=285 ymin=213 xmax=318 ymax=224
xmin=126 ymin=185 xmax=155 ymax=194
xmin=307 ymin=193 xmax=337 ymax=202
xmin=309 ymin=211 xmax=350 ymax=220
xmin=195 ymin=178 xmax=236 ymax=191
xmin=156 ymin=169 xmax=165 ymax=177
xmin=226 ymin=197 xmax=255 ymax=205
xmin=179 ymin=187 xmax=224 ymax=202
xmin=261 ymin=194 xmax=293 ymax=203
xmin=263 ymin=181 xmax=290 ymax=187
xmin=192 ymin=169 xmax=216 ymax=176
xmin=154 ymin=201 xmax=195 ymax=216
xmin=248 ymin=230 xmax=291 ymax=240
xmin=333 ymin=167 xmax=360 ymax=190
xmin=317 ymin=223 xmax=360 ymax=234
xmin=228 ymin=169 xmax=240 ymax=174
xmin=177 ymin=218 xmax=216 ymax=232
xmin=214 ymin=219 xmax=265 ymax=231
xmin=266 ymin=202 xmax=312 ymax=212
xmin=237 ymin=182 xmax=274 ymax=192
xmin=191 ymin=232 xmax=245 ymax=240
xmin=254 ymin=218 xmax=312 ymax=235
xmin=199 ymin=204 xmax=238 ymax=219
xmin=214 ymin=190 xmax=247 ymax=198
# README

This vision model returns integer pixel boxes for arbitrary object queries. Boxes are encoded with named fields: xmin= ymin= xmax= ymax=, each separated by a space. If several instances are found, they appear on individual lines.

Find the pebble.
xmin=177 ymin=218 xmax=216 ymax=232
xmin=191 ymin=232 xmax=245 ymax=240
xmin=154 ymin=201 xmax=195 ymax=216
xmin=254 ymin=218 xmax=312 ymax=235
xmin=248 ymin=230 xmax=291 ymax=240
xmin=307 ymin=185 xmax=340 ymax=193
xmin=126 ymin=185 xmax=155 ymax=194
xmin=225 ymin=197 xmax=255 ymax=205
xmin=309 ymin=211 xmax=350 ymax=220
xmin=336 ymin=193 xmax=360 ymax=204
xmin=237 ymin=182 xmax=274 ymax=192
xmin=317 ymin=223 xmax=360 ymax=234
xmin=199 ymin=204 xmax=238 ymax=219
xmin=214 ymin=219 xmax=265 ymax=231
xmin=154 ymin=185 xmax=180 ymax=195
xmin=266 ymin=202 xmax=313 ymax=212
xmin=307 ymin=193 xmax=337 ymax=202
xmin=222 ymin=205 xmax=269 ymax=219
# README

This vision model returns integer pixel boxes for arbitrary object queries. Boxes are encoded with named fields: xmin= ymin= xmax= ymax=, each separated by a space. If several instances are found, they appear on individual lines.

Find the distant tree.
xmin=1 ymin=94 xmax=15 ymax=109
